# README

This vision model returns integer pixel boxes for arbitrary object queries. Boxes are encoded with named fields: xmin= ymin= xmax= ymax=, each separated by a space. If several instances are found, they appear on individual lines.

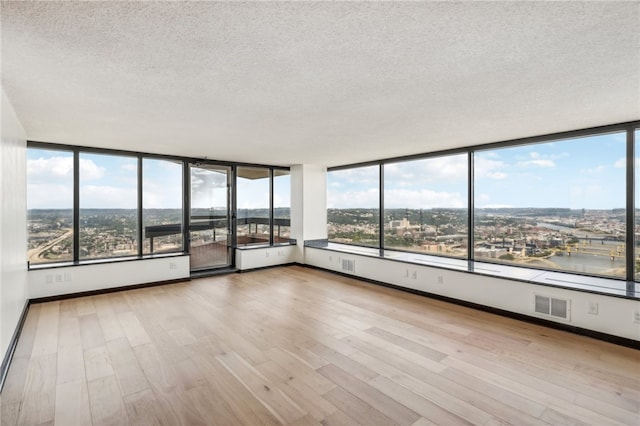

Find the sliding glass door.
xmin=189 ymin=164 xmax=231 ymax=271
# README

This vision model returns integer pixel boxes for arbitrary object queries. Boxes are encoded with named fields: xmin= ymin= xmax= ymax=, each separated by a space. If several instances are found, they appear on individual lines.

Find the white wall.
xmin=305 ymin=248 xmax=640 ymax=341
xmin=1 ymin=88 xmax=29 ymax=358
xmin=28 ymin=256 xmax=190 ymax=299
xmin=290 ymin=164 xmax=327 ymax=262
xmin=235 ymin=245 xmax=297 ymax=271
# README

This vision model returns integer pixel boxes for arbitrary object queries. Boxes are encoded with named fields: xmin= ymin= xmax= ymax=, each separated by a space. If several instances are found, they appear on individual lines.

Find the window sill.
xmin=236 ymin=240 xmax=297 ymax=250
xmin=28 ymin=252 xmax=188 ymax=271
xmin=304 ymin=240 xmax=640 ymax=300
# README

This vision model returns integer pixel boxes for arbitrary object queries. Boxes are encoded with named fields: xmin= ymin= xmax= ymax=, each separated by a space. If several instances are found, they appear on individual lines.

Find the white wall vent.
xmin=534 ymin=294 xmax=570 ymax=321
xmin=341 ymin=259 xmax=355 ymax=273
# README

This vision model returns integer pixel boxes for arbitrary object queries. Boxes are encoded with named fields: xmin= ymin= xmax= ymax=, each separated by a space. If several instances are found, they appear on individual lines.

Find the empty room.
xmin=1 ymin=1 xmax=639 ymax=425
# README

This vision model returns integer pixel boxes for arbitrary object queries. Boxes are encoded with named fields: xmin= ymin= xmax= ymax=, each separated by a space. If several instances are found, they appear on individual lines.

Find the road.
xmin=28 ymin=229 xmax=73 ymax=263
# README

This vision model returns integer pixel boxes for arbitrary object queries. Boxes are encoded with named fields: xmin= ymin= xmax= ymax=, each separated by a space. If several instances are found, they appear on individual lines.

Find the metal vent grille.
xmin=535 ymin=295 xmax=550 ymax=315
xmin=534 ymin=294 xmax=570 ymax=320
xmin=341 ymin=259 xmax=355 ymax=273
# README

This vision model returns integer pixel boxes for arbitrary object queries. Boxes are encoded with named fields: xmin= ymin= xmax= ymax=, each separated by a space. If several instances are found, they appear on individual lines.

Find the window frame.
xmin=327 ymin=163 xmax=383 ymax=250
xmin=382 ymin=153 xmax=469 ymax=259
xmin=26 ymin=146 xmax=76 ymax=266
xmin=26 ymin=141 xmax=291 ymax=269
xmin=327 ymin=120 xmax=640 ymax=282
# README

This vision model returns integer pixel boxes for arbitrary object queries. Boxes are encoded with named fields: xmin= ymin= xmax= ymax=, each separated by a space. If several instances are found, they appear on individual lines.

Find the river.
xmin=536 ymin=222 xmax=625 ymax=275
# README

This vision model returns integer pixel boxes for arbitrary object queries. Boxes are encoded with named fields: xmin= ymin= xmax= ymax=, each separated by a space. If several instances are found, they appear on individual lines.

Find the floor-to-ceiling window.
xmin=384 ymin=154 xmax=468 ymax=258
xmin=274 ymin=169 xmax=291 ymax=243
xmin=143 ymin=158 xmax=183 ymax=254
xmin=236 ymin=167 xmax=271 ymax=246
xmin=27 ymin=147 xmax=74 ymax=265
xmin=635 ymin=129 xmax=640 ymax=280
xmin=327 ymin=124 xmax=635 ymax=282
xmin=474 ymin=132 xmax=626 ymax=278
xmin=27 ymin=142 xmax=291 ymax=270
xmin=79 ymin=152 xmax=139 ymax=260
xmin=327 ymin=165 xmax=380 ymax=248
xmin=189 ymin=163 xmax=231 ymax=270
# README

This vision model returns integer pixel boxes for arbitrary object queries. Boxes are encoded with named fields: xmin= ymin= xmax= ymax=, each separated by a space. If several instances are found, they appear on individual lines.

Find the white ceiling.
xmin=2 ymin=1 xmax=639 ymax=167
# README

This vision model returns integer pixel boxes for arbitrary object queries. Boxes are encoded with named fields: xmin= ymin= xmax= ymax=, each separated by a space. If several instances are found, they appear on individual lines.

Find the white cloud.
xmin=514 ymin=151 xmax=566 ymax=169
xmin=486 ymin=171 xmax=507 ymax=180
xmin=273 ymin=191 xmax=290 ymax=208
xmin=80 ymin=185 xmax=137 ymax=209
xmin=475 ymin=192 xmax=513 ymax=209
xmin=28 ymin=156 xmax=106 ymax=207
xmin=79 ymin=158 xmax=106 ymax=180
xmin=614 ymin=158 xmax=626 ymax=168
xmin=476 ymin=193 xmax=490 ymax=204
xmin=385 ymin=154 xmax=467 ymax=183
xmin=479 ymin=204 xmax=514 ymax=208
xmin=329 ymin=166 xmax=379 ymax=186
xmin=516 ymin=159 xmax=555 ymax=168
xmin=27 ymin=183 xmax=73 ymax=209
xmin=143 ymin=181 xmax=182 ymax=209
xmin=474 ymin=156 xmax=507 ymax=180
xmin=27 ymin=156 xmax=73 ymax=182
xmin=385 ymin=188 xmax=466 ymax=209
xmin=189 ymin=168 xmax=228 ymax=208
xmin=550 ymin=152 xmax=569 ymax=160
xmin=327 ymin=188 xmax=379 ymax=209
xmin=581 ymin=165 xmax=606 ymax=175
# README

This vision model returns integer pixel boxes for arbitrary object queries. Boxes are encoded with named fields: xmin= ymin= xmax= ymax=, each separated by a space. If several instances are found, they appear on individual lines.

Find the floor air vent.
xmin=534 ymin=294 xmax=570 ymax=320
xmin=341 ymin=259 xmax=355 ymax=273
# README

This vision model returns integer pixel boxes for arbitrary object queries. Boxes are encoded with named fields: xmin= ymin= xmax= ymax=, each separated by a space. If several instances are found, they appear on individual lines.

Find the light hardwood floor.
xmin=1 ymin=265 xmax=638 ymax=425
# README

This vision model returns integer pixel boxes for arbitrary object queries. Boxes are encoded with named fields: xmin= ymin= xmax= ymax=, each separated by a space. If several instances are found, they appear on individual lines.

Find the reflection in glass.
xmin=190 ymin=164 xmax=230 ymax=269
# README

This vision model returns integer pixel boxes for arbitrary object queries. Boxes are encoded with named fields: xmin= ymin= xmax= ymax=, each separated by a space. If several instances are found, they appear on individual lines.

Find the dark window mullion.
xmin=379 ymin=163 xmax=384 ymax=255
xmin=468 ymin=151 xmax=474 ymax=261
xmin=183 ymin=162 xmax=190 ymax=254
xmin=626 ymin=128 xmax=635 ymax=281
xmin=73 ymin=150 xmax=80 ymax=263
xmin=137 ymin=157 xmax=143 ymax=257
xmin=269 ymin=169 xmax=274 ymax=246
xmin=231 ymin=166 xmax=237 ymax=258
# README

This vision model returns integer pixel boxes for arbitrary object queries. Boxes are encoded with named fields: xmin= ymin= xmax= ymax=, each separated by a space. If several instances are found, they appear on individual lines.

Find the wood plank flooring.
xmin=1 ymin=265 xmax=638 ymax=425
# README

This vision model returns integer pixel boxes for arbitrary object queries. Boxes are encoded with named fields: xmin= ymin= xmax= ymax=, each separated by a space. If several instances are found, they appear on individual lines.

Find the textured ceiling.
xmin=2 ymin=1 xmax=639 ymax=167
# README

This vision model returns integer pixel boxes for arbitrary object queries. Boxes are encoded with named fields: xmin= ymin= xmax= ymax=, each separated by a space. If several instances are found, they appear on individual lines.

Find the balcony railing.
xmin=144 ymin=217 xmax=291 ymax=253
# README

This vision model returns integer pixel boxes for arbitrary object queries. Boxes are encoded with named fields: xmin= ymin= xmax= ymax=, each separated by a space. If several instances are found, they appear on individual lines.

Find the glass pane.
xmin=79 ymin=153 xmax=138 ymax=259
xmin=27 ymin=148 xmax=74 ymax=265
xmin=274 ymin=170 xmax=291 ymax=243
xmin=237 ymin=167 xmax=270 ymax=246
xmin=474 ymin=132 xmax=626 ymax=278
xmin=327 ymin=165 xmax=380 ymax=248
xmin=190 ymin=165 xmax=230 ymax=270
xmin=384 ymin=154 xmax=468 ymax=257
xmin=636 ymin=129 xmax=640 ymax=281
xmin=143 ymin=158 xmax=183 ymax=254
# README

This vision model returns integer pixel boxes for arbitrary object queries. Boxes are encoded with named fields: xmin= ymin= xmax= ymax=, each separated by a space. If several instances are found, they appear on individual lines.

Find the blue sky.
xmin=26 ymin=131 xmax=630 ymax=211
xmin=27 ymin=149 xmax=290 ymax=210
xmin=328 ymin=131 xmax=628 ymax=210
